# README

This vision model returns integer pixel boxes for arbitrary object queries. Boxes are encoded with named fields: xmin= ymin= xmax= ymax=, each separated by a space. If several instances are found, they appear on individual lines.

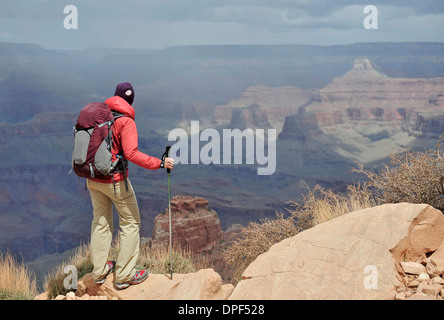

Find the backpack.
xmin=71 ymin=102 xmax=127 ymax=182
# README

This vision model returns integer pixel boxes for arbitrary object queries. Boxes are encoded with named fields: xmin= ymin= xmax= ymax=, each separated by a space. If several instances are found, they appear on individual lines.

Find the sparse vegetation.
xmin=0 ymin=252 xmax=37 ymax=300
xmin=288 ymin=182 xmax=378 ymax=230
xmin=138 ymin=243 xmax=209 ymax=275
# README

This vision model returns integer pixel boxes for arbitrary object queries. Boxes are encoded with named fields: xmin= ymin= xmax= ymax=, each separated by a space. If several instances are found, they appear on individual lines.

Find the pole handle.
xmin=162 ymin=146 xmax=172 ymax=173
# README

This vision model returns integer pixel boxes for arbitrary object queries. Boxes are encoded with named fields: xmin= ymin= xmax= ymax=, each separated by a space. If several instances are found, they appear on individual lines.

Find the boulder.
xmin=229 ymin=203 xmax=444 ymax=300
xmin=400 ymin=262 xmax=426 ymax=275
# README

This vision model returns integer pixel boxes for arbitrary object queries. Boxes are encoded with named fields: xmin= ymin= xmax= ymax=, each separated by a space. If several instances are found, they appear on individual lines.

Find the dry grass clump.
xmin=44 ymin=243 xmax=92 ymax=299
xmin=139 ymin=243 xmax=210 ymax=275
xmin=288 ymin=183 xmax=379 ymax=229
xmin=352 ymin=148 xmax=444 ymax=210
xmin=0 ymin=252 xmax=37 ymax=300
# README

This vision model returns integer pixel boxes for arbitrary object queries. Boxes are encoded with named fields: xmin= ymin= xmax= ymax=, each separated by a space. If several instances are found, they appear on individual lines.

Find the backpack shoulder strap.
xmin=111 ymin=110 xmax=127 ymax=121
xmin=109 ymin=109 xmax=130 ymax=192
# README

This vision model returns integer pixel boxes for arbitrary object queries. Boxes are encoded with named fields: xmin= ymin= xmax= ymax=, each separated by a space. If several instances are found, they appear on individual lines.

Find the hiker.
xmin=86 ymin=82 xmax=174 ymax=289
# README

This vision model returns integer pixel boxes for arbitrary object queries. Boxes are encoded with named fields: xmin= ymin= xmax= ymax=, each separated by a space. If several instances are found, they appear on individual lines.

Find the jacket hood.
xmin=105 ymin=96 xmax=135 ymax=120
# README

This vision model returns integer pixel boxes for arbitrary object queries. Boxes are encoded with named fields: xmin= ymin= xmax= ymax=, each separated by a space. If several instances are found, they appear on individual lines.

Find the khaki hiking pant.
xmin=87 ymin=178 xmax=140 ymax=283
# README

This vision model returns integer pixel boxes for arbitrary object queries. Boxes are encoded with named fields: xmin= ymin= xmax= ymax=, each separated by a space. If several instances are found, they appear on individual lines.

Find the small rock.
xmin=426 ymin=258 xmax=444 ymax=277
xmin=55 ymin=295 xmax=66 ymax=300
xmin=408 ymin=280 xmax=420 ymax=288
xmin=401 ymin=262 xmax=426 ymax=275
xmin=432 ymin=276 xmax=444 ymax=285
xmin=34 ymin=292 xmax=49 ymax=300
xmin=422 ymin=283 xmax=442 ymax=296
xmin=417 ymin=281 xmax=427 ymax=293
xmin=395 ymin=292 xmax=406 ymax=300
xmin=406 ymin=292 xmax=435 ymax=300
xmin=66 ymin=291 xmax=76 ymax=300
xmin=80 ymin=294 xmax=91 ymax=300
xmin=418 ymin=273 xmax=430 ymax=281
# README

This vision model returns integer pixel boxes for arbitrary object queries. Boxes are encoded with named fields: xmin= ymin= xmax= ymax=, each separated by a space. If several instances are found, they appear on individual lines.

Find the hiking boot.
xmin=115 ymin=269 xmax=149 ymax=290
xmin=94 ymin=260 xmax=116 ymax=285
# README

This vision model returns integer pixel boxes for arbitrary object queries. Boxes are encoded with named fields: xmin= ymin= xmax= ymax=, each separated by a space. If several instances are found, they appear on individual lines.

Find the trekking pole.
xmin=162 ymin=146 xmax=173 ymax=280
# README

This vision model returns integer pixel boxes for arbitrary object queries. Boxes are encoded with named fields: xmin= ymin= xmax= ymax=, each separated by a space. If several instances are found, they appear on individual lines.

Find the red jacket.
xmin=91 ymin=96 xmax=161 ymax=183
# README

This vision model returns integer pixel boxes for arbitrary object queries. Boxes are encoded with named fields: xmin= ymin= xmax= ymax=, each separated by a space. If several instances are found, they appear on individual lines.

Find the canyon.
xmin=0 ymin=42 xmax=443 ymax=279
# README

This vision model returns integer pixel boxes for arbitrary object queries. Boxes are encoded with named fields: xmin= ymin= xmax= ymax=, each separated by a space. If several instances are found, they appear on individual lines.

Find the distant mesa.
xmin=345 ymin=56 xmax=388 ymax=79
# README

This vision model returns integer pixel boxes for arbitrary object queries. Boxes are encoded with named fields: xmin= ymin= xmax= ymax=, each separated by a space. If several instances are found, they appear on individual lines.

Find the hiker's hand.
xmin=165 ymin=157 xmax=174 ymax=170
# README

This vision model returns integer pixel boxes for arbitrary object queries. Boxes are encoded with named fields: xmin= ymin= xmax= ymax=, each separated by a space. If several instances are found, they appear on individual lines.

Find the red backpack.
xmin=71 ymin=102 xmax=125 ymax=180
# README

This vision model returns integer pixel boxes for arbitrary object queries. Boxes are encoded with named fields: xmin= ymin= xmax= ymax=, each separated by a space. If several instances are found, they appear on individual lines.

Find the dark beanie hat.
xmin=114 ymin=82 xmax=135 ymax=105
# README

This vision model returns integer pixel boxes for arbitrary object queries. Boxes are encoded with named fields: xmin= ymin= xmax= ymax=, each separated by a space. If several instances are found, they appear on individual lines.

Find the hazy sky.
xmin=1 ymin=0 xmax=443 ymax=50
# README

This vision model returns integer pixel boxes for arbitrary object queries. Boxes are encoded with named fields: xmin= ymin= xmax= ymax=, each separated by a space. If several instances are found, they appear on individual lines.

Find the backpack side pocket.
xmin=72 ymin=128 xmax=93 ymax=165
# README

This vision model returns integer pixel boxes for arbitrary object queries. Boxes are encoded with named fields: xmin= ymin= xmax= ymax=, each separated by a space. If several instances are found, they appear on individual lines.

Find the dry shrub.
xmin=352 ymin=147 xmax=444 ymax=210
xmin=113 ymin=231 xmax=209 ymax=275
xmin=0 ymin=252 xmax=37 ymax=300
xmin=223 ymin=213 xmax=298 ymax=284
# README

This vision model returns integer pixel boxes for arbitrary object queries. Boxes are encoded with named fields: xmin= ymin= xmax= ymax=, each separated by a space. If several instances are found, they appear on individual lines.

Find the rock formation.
xmin=307 ymin=57 xmax=444 ymax=113
xmin=150 ymin=196 xmax=224 ymax=254
xmin=229 ymin=203 xmax=444 ymax=300
xmin=210 ymin=57 xmax=444 ymax=183
xmin=213 ymin=84 xmax=313 ymax=132
xmin=276 ymin=57 xmax=444 ymax=179
xmin=228 ymin=104 xmax=272 ymax=130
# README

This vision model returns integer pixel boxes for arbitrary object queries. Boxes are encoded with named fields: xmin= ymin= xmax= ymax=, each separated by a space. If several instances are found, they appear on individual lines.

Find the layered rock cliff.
xmin=276 ymin=57 xmax=444 ymax=174
xmin=213 ymin=84 xmax=313 ymax=132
